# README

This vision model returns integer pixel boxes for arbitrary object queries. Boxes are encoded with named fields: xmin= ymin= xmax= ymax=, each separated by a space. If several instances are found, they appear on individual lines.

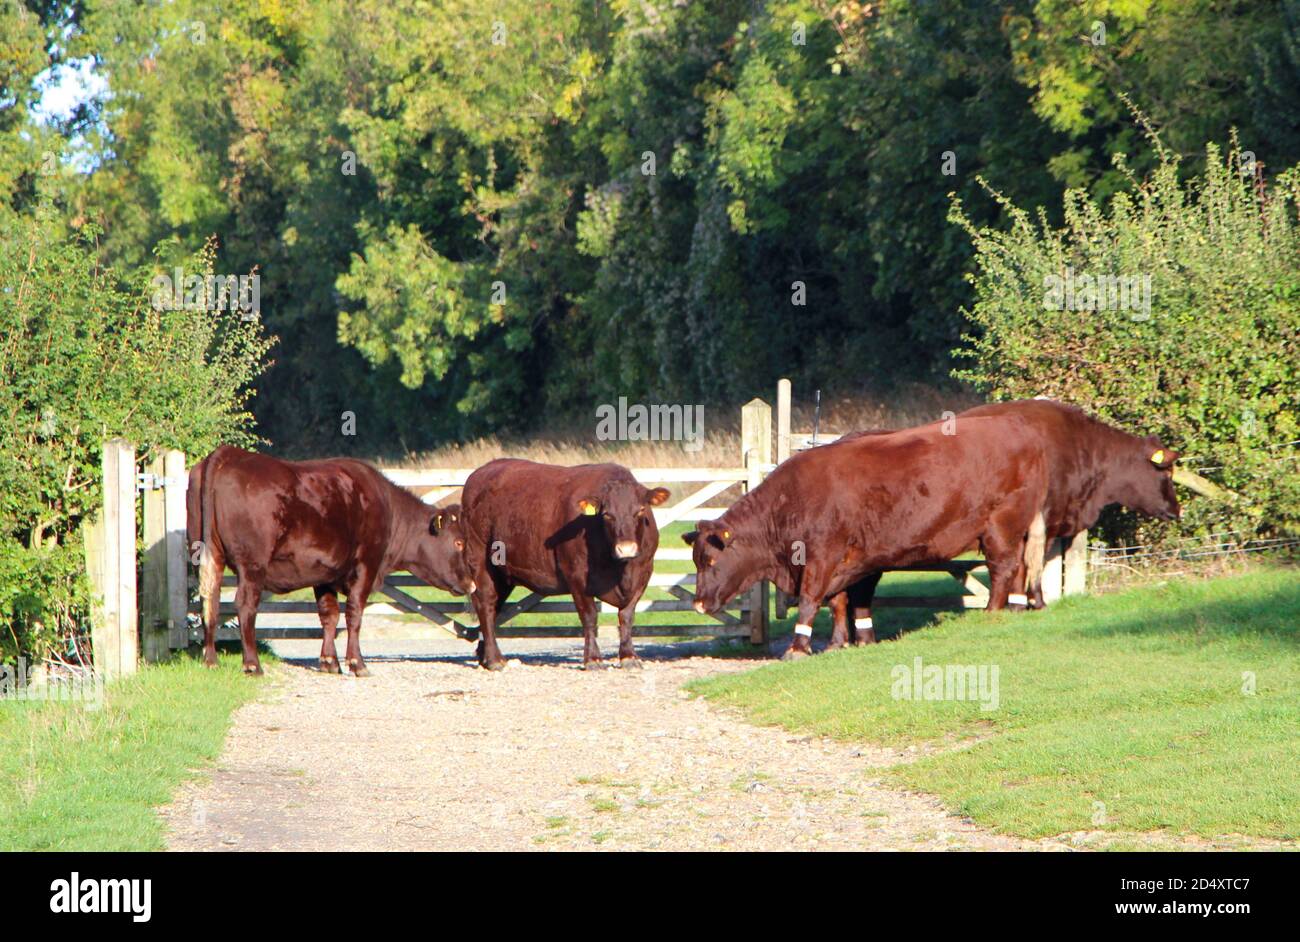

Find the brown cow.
xmin=188 ymin=445 xmax=474 ymax=676
xmin=827 ymin=399 xmax=1181 ymax=648
xmin=684 ymin=414 xmax=1050 ymax=659
xmin=460 ymin=459 xmax=670 ymax=670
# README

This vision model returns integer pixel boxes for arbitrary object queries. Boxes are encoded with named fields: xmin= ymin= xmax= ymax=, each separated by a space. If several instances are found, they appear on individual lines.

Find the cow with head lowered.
xmin=188 ymin=446 xmax=474 ymax=676
xmin=685 ymin=413 xmax=1051 ymax=659
xmin=826 ymin=400 xmax=1181 ymax=650
xmin=460 ymin=459 xmax=670 ymax=670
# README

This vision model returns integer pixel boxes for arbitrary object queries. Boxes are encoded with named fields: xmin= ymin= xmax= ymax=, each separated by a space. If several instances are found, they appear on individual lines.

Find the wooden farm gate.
xmin=204 ymin=399 xmax=774 ymax=646
xmin=83 ymin=401 xmax=776 ymax=675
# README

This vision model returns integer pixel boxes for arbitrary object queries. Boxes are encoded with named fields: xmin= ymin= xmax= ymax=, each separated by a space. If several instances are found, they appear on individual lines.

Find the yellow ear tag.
xmin=721 ymin=529 xmax=730 ymax=540
xmin=582 ymin=504 xmax=598 ymax=516
xmin=1150 ymin=450 xmax=1165 ymax=464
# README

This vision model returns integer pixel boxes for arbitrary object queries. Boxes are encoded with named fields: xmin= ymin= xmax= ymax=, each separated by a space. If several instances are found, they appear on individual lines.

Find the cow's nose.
xmin=693 ymin=600 xmax=707 ymax=614
xmin=614 ymin=541 xmax=638 ymax=559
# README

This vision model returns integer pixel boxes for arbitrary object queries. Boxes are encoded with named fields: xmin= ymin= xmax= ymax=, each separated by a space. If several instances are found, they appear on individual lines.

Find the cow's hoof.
xmin=1006 ymin=602 xmax=1027 ymax=613
xmin=619 ymin=657 xmax=643 ymax=671
xmin=202 ymin=655 xmax=218 ymax=669
xmin=582 ymin=660 xmax=608 ymax=671
xmin=320 ymin=658 xmax=341 ymax=674
xmin=349 ymin=662 xmax=371 ymax=678
xmin=242 ymin=663 xmax=264 ymax=676
xmin=781 ymin=647 xmax=811 ymax=662
xmin=481 ymin=658 xmax=507 ymax=672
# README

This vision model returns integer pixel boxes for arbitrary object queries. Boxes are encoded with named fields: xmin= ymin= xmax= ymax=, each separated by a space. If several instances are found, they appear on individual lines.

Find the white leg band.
xmin=1008 ymin=593 xmax=1029 ymax=606
xmin=854 ymin=617 xmax=873 ymax=630
xmin=794 ymin=624 xmax=813 ymax=637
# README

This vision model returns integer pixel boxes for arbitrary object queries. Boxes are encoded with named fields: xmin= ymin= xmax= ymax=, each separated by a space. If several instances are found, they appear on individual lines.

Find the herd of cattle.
xmin=186 ymin=398 xmax=1180 ymax=675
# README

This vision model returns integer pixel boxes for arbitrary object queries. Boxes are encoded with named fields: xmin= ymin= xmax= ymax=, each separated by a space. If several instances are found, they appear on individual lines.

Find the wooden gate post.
xmin=94 ymin=439 xmax=138 ymax=679
xmin=1063 ymin=529 xmax=1088 ymax=597
xmin=776 ymin=378 xmax=791 ymax=465
xmin=141 ymin=455 xmax=169 ymax=662
xmin=139 ymin=449 xmax=189 ymax=658
xmin=164 ymin=450 xmax=189 ymax=649
xmin=741 ymin=398 xmax=772 ymax=646
xmin=773 ymin=379 xmax=793 ymax=620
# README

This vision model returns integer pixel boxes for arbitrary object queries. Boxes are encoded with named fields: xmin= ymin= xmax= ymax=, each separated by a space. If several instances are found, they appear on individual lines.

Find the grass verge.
xmin=688 ymin=566 xmax=1299 ymax=842
xmin=0 ymin=653 xmax=265 ymax=850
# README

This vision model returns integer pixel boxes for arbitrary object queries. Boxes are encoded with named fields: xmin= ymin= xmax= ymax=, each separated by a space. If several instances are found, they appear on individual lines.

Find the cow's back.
xmin=462 ymin=458 xmax=628 ymax=534
xmin=758 ymin=414 xmax=1049 ymax=569
xmin=960 ymin=399 xmax=1114 ymax=534
xmin=203 ymin=447 xmax=394 ymax=591
xmin=461 ymin=458 xmax=647 ymax=592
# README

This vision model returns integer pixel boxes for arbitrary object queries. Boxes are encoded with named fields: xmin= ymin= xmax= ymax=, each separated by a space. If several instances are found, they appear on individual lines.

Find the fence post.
xmin=741 ymin=398 xmax=772 ymax=646
xmin=164 ymin=450 xmax=189 ymax=649
xmin=773 ymin=380 xmax=791 ymax=620
xmin=1063 ymin=529 xmax=1087 ymax=596
xmin=95 ymin=439 xmax=138 ymax=679
xmin=141 ymin=455 xmax=169 ymax=661
xmin=776 ymin=378 xmax=791 ymax=465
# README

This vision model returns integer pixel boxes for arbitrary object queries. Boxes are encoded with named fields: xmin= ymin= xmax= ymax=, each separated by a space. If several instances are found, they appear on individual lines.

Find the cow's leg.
xmin=200 ymin=544 xmax=225 ymax=668
xmin=469 ymin=571 xmax=507 ymax=671
xmin=982 ymin=510 xmax=1032 ymax=611
xmin=574 ymin=593 xmax=604 ymax=670
xmin=848 ymin=571 xmax=881 ymax=644
xmin=1006 ymin=553 xmax=1029 ymax=611
xmin=616 ymin=590 xmax=643 ymax=669
xmin=234 ymin=573 xmax=264 ymax=675
xmin=826 ymin=591 xmax=851 ymax=650
xmin=784 ymin=567 xmax=830 ymax=660
xmin=342 ymin=574 xmax=374 ymax=677
xmin=315 ymin=585 xmax=341 ymax=673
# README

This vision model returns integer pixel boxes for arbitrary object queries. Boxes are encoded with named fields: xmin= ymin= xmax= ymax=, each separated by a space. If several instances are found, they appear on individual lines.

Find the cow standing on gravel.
xmin=827 ymin=400 xmax=1182 ymax=649
xmin=188 ymin=446 xmax=475 ymax=676
xmin=460 ymin=459 xmax=670 ymax=671
xmin=685 ymin=414 xmax=1051 ymax=659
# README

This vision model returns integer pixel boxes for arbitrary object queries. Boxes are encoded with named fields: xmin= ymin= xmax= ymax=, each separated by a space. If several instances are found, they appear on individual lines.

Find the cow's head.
xmin=577 ymin=482 xmax=670 ymax=561
xmin=683 ymin=519 xmax=757 ymax=614
xmin=410 ymin=504 xmax=475 ymax=594
xmin=1118 ymin=436 xmax=1181 ymax=521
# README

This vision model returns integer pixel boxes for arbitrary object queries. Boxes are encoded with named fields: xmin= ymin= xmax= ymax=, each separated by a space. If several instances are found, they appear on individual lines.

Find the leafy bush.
xmin=0 ymin=210 xmax=272 ymax=659
xmin=951 ymin=132 xmax=1300 ymax=549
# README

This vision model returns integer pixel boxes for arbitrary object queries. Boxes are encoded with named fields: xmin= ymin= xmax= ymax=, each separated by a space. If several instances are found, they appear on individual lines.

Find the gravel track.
xmin=162 ymin=638 xmax=1049 ymax=851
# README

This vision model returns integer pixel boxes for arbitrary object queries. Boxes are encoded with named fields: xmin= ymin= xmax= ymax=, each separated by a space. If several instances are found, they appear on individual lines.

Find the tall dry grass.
xmin=385 ymin=383 xmax=980 ymax=469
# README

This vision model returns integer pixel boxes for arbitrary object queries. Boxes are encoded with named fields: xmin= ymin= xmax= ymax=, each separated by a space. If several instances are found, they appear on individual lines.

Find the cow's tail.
xmin=1024 ymin=509 xmax=1047 ymax=600
xmin=191 ymin=449 xmax=226 ymax=630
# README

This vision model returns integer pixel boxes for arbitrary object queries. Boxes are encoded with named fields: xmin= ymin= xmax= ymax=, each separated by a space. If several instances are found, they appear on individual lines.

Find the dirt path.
xmin=163 ymin=645 xmax=1051 ymax=851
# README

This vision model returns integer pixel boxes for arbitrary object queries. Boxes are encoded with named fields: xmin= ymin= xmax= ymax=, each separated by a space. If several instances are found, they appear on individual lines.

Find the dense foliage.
xmin=2 ymin=0 xmax=1296 ymax=651
xmin=9 ymin=0 xmax=1295 ymax=454
xmin=954 ymin=137 xmax=1300 ymax=546
xmin=0 ymin=211 xmax=271 ymax=658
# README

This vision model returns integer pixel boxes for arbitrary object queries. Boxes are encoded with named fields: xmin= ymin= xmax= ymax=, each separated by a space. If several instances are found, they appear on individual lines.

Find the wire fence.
xmin=1089 ymin=533 xmax=1300 ymax=576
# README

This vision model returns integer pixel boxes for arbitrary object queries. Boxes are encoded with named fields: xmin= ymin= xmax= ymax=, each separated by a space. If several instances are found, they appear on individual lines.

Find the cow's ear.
xmin=1151 ymin=448 xmax=1178 ymax=470
xmin=646 ymin=486 xmax=670 ymax=506
xmin=578 ymin=498 xmax=601 ymax=517
xmin=682 ymin=530 xmax=699 ymax=546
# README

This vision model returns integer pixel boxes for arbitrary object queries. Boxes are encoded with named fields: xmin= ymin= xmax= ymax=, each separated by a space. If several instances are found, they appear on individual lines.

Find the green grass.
xmin=689 ymin=566 xmax=1300 ymax=842
xmin=0 ymin=653 xmax=265 ymax=850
